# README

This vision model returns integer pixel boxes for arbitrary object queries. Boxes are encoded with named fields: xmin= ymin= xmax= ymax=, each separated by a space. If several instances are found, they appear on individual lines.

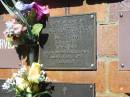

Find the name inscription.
xmin=0 ymin=39 xmax=13 ymax=49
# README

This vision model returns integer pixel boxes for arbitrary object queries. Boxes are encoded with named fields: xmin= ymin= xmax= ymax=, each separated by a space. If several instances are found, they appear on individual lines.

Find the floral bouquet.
xmin=2 ymin=62 xmax=54 ymax=97
xmin=0 ymin=0 xmax=49 ymax=46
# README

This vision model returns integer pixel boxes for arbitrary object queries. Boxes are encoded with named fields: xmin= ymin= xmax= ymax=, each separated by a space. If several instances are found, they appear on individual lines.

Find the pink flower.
xmin=33 ymin=3 xmax=49 ymax=21
xmin=13 ymin=24 xmax=27 ymax=35
xmin=3 ymin=22 xmax=27 ymax=37
xmin=3 ymin=29 xmax=9 ymax=37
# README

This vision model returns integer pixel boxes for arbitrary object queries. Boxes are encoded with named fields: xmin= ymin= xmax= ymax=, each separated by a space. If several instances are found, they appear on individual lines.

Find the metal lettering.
xmin=0 ymin=39 xmax=13 ymax=49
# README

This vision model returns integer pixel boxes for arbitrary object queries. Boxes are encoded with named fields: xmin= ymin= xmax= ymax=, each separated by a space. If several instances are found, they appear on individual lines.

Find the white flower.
xmin=18 ymin=67 xmax=26 ymax=74
xmin=45 ymin=77 xmax=49 ymax=81
xmin=38 ymin=77 xmax=44 ymax=82
xmin=15 ymin=77 xmax=28 ymax=90
xmin=40 ymin=64 xmax=44 ymax=67
xmin=2 ymin=83 xmax=10 ymax=90
xmin=2 ymin=78 xmax=15 ymax=90
xmin=41 ymin=70 xmax=46 ymax=75
xmin=15 ymin=1 xmax=35 ymax=11
xmin=5 ymin=21 xmax=13 ymax=29
xmin=13 ymin=24 xmax=27 ymax=35
xmin=6 ymin=78 xmax=13 ymax=84
xmin=15 ymin=1 xmax=25 ymax=11
xmin=5 ymin=19 xmax=16 ymax=29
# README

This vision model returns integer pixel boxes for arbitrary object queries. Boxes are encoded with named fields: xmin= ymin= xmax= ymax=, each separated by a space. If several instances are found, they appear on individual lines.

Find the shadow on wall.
xmin=0 ymin=0 xmax=124 ymax=14
xmin=86 ymin=0 xmax=123 ymax=4
xmin=42 ymin=0 xmax=124 ymax=8
xmin=0 ymin=0 xmax=14 ymax=15
xmin=126 ymin=93 xmax=130 ymax=96
xmin=41 ymin=0 xmax=84 ymax=8
xmin=38 ymin=0 xmax=125 ymax=7
xmin=0 ymin=3 xmax=7 ymax=14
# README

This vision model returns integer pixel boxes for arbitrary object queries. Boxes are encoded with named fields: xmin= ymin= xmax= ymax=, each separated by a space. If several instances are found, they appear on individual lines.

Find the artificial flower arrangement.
xmin=0 ymin=0 xmax=50 ymax=66
xmin=1 ymin=1 xmax=54 ymax=96
xmin=2 ymin=62 xmax=54 ymax=97
xmin=1 ymin=0 xmax=49 ymax=46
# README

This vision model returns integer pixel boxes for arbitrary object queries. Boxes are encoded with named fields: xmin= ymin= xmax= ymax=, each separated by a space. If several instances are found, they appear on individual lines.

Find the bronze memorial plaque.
xmin=0 ymin=80 xmax=95 ymax=97
xmin=52 ymin=83 xmax=95 ymax=97
xmin=119 ymin=10 xmax=130 ymax=70
xmin=0 ymin=15 xmax=20 ymax=68
xmin=39 ymin=13 xmax=97 ymax=70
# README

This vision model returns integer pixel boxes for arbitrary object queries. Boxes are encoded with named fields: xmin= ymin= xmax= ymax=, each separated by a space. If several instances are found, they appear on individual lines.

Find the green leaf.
xmin=31 ymin=24 xmax=43 ymax=36
xmin=26 ymin=10 xmax=36 ymax=25
xmin=26 ymin=93 xmax=33 ymax=97
xmin=12 ymin=0 xmax=16 ymax=5
xmin=15 ymin=9 xmax=30 ymax=26
xmin=33 ymin=91 xmax=51 ymax=97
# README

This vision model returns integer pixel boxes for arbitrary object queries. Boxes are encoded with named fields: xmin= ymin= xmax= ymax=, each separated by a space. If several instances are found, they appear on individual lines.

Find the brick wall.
xmin=0 ymin=0 xmax=130 ymax=97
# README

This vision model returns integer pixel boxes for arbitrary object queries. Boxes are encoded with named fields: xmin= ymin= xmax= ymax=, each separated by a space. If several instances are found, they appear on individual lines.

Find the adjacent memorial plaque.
xmin=0 ymin=15 xmax=20 ymax=68
xmin=119 ymin=10 xmax=130 ymax=70
xmin=52 ymin=83 xmax=95 ymax=97
xmin=0 ymin=80 xmax=95 ymax=97
xmin=39 ymin=13 xmax=97 ymax=70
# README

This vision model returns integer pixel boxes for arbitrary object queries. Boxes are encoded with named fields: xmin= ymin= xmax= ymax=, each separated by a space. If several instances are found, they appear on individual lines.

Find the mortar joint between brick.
xmin=96 ymin=91 xmax=128 ymax=97
xmin=98 ymin=56 xmax=119 ymax=61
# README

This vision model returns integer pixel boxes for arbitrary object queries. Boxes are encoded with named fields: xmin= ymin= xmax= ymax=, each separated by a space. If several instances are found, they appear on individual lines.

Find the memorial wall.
xmin=0 ymin=0 xmax=130 ymax=97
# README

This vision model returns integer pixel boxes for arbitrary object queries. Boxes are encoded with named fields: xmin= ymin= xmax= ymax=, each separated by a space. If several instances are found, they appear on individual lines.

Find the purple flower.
xmin=33 ymin=3 xmax=49 ymax=21
xmin=15 ymin=1 xmax=35 ymax=11
xmin=15 ymin=1 xmax=49 ymax=21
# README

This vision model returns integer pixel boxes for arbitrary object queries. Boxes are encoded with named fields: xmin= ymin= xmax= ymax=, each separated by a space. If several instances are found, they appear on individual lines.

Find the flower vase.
xmin=28 ymin=44 xmax=39 ymax=66
xmin=15 ymin=44 xmax=39 ymax=67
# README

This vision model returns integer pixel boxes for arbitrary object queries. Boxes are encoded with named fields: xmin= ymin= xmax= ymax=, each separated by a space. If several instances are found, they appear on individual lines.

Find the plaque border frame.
xmin=39 ymin=13 xmax=97 ymax=71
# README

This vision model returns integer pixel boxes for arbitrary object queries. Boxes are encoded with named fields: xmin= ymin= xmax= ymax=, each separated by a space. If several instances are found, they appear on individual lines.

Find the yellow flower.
xmin=15 ymin=77 xmax=28 ymax=91
xmin=28 ymin=62 xmax=41 ymax=83
xmin=26 ymin=87 xmax=32 ymax=93
xmin=26 ymin=84 xmax=39 ymax=93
